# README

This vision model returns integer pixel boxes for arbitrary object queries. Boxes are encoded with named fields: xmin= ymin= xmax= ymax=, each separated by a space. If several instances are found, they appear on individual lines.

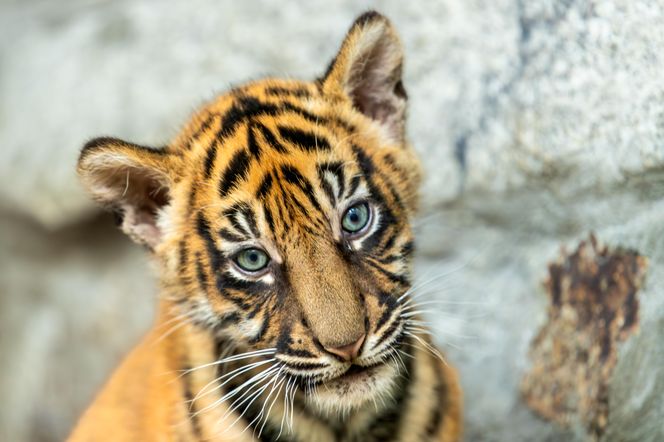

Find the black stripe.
xmin=281 ymin=165 xmax=325 ymax=218
xmin=216 ymin=311 xmax=241 ymax=330
xmin=256 ymin=171 xmax=274 ymax=199
xmin=194 ymin=253 xmax=208 ymax=293
xmin=316 ymin=161 xmax=345 ymax=205
xmin=378 ymin=229 xmax=399 ymax=254
xmin=285 ymin=362 xmax=329 ymax=370
xmin=248 ymin=309 xmax=272 ymax=344
xmin=281 ymin=347 xmax=317 ymax=358
xmin=181 ymin=367 xmax=203 ymax=440
xmin=219 ymin=272 xmax=268 ymax=297
xmin=278 ymin=126 xmax=330 ymax=151
xmin=247 ymin=124 xmax=262 ymax=160
xmin=182 ymin=113 xmax=218 ymax=150
xmin=218 ymin=227 xmax=246 ymax=243
xmin=373 ymin=317 xmax=400 ymax=349
xmin=255 ymin=123 xmax=288 ymax=154
xmin=203 ymin=140 xmax=219 ymax=178
xmin=240 ymin=204 xmax=260 ymax=238
xmin=426 ymin=350 xmax=447 ymax=437
xmin=347 ymin=175 xmax=362 ymax=199
xmin=222 ymin=203 xmax=258 ymax=238
xmin=178 ymin=240 xmax=188 ymax=267
xmin=217 ymin=96 xmax=279 ymax=139
xmin=196 ymin=212 xmax=222 ymax=270
xmin=80 ymin=137 xmax=168 ymax=158
xmin=264 ymin=86 xmax=311 ymax=98
xmin=363 ymin=332 xmax=412 ymax=442
xmin=197 ymin=212 xmax=252 ymax=309
xmin=263 ymin=203 xmax=275 ymax=233
xmin=375 ymin=292 xmax=398 ymax=330
xmin=400 ymin=240 xmax=415 ymax=259
xmin=366 ymin=259 xmax=410 ymax=287
xmin=218 ymin=149 xmax=251 ymax=197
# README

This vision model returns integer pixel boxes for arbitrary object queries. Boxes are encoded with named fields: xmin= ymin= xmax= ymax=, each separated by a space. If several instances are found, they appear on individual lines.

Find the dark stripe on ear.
xmin=203 ymin=139 xmax=219 ymax=178
xmin=81 ymin=136 xmax=169 ymax=157
xmin=218 ymin=149 xmax=251 ymax=197
xmin=278 ymin=126 xmax=331 ymax=151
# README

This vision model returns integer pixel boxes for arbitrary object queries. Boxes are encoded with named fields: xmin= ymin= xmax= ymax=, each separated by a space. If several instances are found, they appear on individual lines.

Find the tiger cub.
xmin=69 ymin=11 xmax=462 ymax=442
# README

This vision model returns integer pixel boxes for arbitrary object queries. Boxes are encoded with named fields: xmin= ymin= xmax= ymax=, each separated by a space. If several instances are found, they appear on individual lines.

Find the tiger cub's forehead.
xmin=177 ymin=79 xmax=368 ymax=239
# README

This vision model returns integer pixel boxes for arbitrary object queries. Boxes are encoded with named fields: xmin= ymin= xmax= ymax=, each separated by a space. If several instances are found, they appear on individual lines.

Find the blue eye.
xmin=342 ymin=202 xmax=370 ymax=234
xmin=234 ymin=248 xmax=269 ymax=272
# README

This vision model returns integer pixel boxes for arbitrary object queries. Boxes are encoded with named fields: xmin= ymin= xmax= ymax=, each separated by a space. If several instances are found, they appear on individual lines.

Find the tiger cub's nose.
xmin=324 ymin=334 xmax=366 ymax=362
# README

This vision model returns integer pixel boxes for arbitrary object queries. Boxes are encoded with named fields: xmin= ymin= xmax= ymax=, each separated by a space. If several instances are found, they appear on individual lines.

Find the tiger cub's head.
xmin=78 ymin=12 xmax=421 ymax=413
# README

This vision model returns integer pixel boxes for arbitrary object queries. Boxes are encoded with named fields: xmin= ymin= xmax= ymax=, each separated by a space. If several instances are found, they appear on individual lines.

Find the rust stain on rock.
xmin=521 ymin=234 xmax=647 ymax=440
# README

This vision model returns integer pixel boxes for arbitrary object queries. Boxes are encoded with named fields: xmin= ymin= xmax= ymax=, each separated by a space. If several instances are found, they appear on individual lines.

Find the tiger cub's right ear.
xmin=77 ymin=137 xmax=180 ymax=250
xmin=321 ymin=11 xmax=407 ymax=143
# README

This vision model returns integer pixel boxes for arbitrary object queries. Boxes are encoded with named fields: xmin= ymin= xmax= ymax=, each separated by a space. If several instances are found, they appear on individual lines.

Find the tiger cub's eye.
xmin=234 ymin=248 xmax=269 ymax=273
xmin=342 ymin=202 xmax=370 ymax=234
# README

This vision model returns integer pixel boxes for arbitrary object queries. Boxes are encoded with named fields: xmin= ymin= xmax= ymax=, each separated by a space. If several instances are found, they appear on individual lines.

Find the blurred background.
xmin=2 ymin=0 xmax=664 ymax=441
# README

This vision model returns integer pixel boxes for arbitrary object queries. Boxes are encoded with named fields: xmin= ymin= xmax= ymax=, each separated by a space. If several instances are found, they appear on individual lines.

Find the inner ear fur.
xmin=77 ymin=137 xmax=178 ymax=250
xmin=321 ymin=11 xmax=407 ymax=142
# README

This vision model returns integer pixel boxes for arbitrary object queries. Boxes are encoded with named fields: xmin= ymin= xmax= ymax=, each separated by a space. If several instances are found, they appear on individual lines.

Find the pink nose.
xmin=324 ymin=334 xmax=366 ymax=362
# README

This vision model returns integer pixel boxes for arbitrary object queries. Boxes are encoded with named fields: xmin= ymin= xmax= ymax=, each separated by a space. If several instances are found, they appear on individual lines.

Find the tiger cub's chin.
xmin=306 ymin=360 xmax=401 ymax=414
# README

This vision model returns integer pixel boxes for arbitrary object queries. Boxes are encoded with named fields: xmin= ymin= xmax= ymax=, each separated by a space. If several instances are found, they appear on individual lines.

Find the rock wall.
xmin=2 ymin=0 xmax=663 ymax=441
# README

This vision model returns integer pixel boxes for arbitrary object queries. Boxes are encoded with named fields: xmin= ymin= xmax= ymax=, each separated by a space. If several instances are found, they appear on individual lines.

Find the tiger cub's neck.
xmin=168 ymin=315 xmax=428 ymax=442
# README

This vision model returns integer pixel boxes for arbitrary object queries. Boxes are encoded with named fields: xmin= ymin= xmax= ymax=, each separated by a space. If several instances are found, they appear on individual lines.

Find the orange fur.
xmin=70 ymin=11 xmax=461 ymax=442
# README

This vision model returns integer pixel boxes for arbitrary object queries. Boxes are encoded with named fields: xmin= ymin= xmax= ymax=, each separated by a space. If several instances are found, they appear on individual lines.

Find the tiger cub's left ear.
xmin=77 ymin=138 xmax=180 ymax=250
xmin=321 ymin=11 xmax=407 ymax=142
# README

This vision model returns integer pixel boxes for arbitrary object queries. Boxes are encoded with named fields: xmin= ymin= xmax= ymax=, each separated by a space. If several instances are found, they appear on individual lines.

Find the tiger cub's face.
xmin=78 ymin=12 xmax=421 ymax=413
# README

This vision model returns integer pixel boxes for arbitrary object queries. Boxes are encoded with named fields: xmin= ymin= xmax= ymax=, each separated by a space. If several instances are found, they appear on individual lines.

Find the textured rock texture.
xmin=521 ymin=236 xmax=647 ymax=440
xmin=2 ymin=0 xmax=664 ymax=441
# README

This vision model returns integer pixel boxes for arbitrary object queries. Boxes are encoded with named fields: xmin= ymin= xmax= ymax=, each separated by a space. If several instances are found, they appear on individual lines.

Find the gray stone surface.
xmin=1 ymin=0 xmax=663 ymax=441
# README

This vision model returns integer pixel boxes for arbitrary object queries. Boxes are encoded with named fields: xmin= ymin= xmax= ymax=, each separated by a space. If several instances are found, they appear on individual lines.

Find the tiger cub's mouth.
xmin=324 ymin=361 xmax=384 ymax=386
xmin=306 ymin=358 xmax=401 ymax=412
